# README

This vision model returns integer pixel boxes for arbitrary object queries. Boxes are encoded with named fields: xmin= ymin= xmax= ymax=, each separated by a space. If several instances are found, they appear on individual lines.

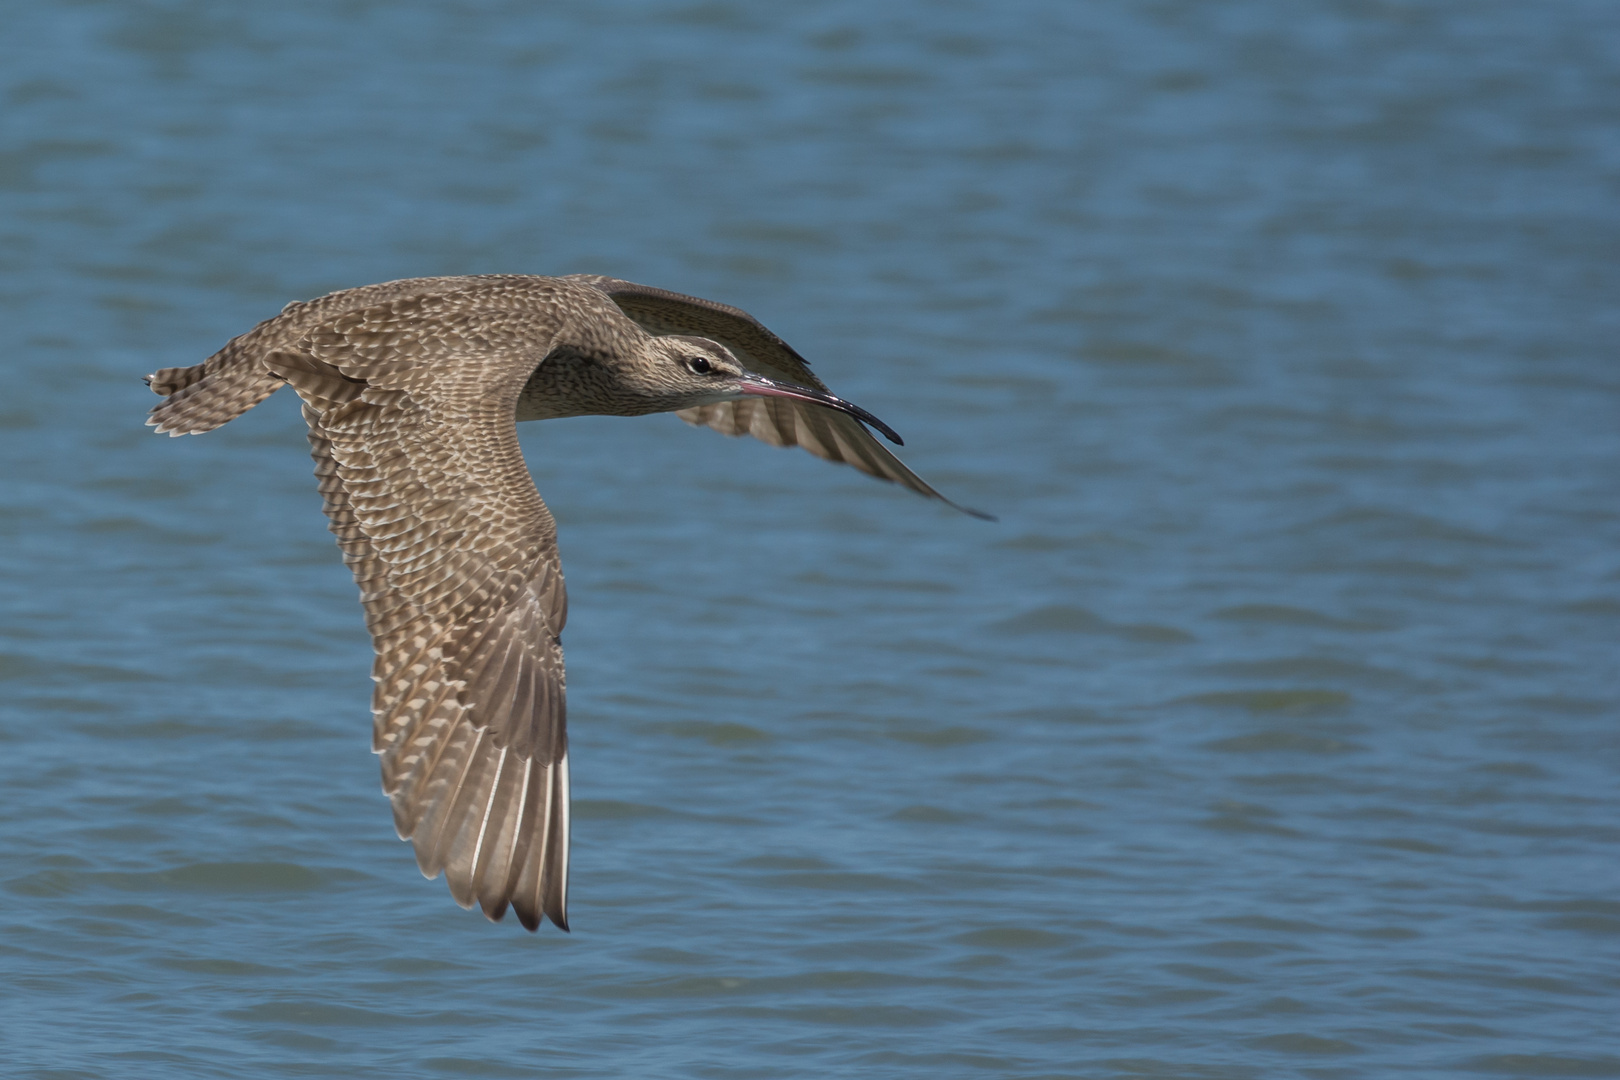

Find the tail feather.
xmin=147 ymin=362 xmax=210 ymax=397
xmin=146 ymin=361 xmax=285 ymax=436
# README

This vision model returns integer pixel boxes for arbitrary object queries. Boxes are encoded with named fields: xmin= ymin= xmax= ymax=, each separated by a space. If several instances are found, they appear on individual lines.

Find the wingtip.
xmin=482 ymin=892 xmax=569 ymax=932
xmin=510 ymin=898 xmax=566 ymax=932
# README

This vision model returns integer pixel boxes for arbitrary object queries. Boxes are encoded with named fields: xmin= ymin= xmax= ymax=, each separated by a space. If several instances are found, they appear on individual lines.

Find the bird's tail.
xmin=145 ymin=327 xmax=287 ymax=437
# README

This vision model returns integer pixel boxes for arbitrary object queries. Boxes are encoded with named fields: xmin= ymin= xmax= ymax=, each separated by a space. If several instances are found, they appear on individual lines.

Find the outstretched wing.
xmin=275 ymin=283 xmax=576 ymax=930
xmin=567 ymin=275 xmax=985 ymax=517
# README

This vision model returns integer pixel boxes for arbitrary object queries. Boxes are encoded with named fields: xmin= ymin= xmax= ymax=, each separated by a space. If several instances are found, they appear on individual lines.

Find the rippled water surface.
xmin=3 ymin=2 xmax=1618 ymax=1077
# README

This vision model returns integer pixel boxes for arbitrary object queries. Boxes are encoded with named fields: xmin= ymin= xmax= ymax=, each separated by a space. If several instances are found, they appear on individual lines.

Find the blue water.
xmin=3 ymin=2 xmax=1618 ymax=1077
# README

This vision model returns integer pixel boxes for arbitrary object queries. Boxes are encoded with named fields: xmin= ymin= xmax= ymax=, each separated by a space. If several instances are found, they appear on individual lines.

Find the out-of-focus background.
xmin=2 ymin=2 xmax=1616 ymax=1077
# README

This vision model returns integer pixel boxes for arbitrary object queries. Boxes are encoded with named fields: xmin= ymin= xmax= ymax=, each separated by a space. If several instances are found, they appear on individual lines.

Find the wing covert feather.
xmin=280 ymin=282 xmax=578 ymax=930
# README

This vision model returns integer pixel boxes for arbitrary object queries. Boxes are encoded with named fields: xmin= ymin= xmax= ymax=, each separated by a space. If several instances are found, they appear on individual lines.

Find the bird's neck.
xmin=514 ymin=355 xmax=667 ymax=422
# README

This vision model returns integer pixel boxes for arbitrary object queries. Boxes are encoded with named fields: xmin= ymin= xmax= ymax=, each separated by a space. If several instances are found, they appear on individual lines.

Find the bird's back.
xmin=147 ymin=275 xmax=537 ymax=436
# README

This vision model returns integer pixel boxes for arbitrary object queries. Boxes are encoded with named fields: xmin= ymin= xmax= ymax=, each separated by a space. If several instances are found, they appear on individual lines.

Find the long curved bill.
xmin=735 ymin=373 xmax=905 ymax=446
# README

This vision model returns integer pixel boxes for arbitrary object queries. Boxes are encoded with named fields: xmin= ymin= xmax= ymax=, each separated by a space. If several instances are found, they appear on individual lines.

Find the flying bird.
xmin=145 ymin=274 xmax=985 ymax=931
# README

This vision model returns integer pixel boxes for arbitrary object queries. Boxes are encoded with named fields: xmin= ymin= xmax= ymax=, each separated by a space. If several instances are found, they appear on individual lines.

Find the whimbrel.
xmin=145 ymin=274 xmax=984 ymax=931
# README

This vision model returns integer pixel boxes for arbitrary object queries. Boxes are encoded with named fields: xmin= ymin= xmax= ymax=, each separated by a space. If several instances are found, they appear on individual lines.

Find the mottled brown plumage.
xmin=146 ymin=274 xmax=980 ymax=931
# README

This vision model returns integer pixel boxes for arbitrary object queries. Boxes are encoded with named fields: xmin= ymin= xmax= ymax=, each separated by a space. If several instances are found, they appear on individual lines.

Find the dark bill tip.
xmin=735 ymin=373 xmax=905 ymax=445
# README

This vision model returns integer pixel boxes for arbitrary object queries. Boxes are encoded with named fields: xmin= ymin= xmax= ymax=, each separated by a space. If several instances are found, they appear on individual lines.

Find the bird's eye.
xmin=686 ymin=356 xmax=713 ymax=374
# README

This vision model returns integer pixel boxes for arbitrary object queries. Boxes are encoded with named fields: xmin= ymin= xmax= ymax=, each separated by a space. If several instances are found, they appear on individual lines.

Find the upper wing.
xmin=567 ymin=275 xmax=987 ymax=518
xmin=275 ymin=283 xmax=576 ymax=930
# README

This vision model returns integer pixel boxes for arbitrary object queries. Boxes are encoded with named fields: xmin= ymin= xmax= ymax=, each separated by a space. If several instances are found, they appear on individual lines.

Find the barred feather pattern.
xmin=145 ymin=275 xmax=536 ymax=437
xmin=143 ymin=276 xmax=579 ymax=930
xmin=143 ymin=272 xmax=973 ymax=932
xmin=286 ymin=287 xmax=574 ymax=930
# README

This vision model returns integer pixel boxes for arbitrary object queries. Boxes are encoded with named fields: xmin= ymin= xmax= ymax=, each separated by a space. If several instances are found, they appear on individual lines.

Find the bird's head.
xmin=520 ymin=329 xmax=903 ymax=446
xmin=632 ymin=334 xmax=904 ymax=444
